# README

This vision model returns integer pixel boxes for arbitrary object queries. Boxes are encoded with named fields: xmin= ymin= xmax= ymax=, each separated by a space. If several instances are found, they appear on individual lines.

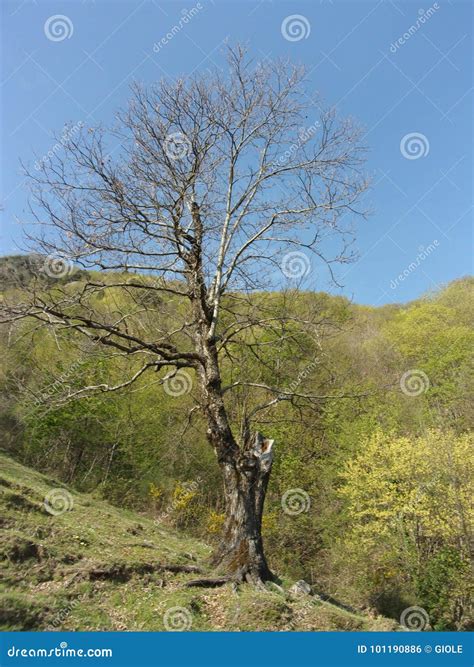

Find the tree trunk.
xmin=193 ymin=309 xmax=275 ymax=583
xmin=211 ymin=432 xmax=275 ymax=583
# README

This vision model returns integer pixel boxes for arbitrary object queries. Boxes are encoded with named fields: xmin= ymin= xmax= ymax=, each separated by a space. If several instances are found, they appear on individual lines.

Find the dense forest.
xmin=1 ymin=255 xmax=472 ymax=630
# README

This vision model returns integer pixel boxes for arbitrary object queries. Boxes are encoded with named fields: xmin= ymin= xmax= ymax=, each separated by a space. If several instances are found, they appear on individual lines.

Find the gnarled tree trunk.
xmin=197 ymin=332 xmax=275 ymax=583
xmin=211 ymin=432 xmax=275 ymax=583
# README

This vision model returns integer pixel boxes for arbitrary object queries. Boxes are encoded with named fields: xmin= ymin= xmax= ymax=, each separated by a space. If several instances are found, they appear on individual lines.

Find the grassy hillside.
xmin=1 ymin=256 xmax=472 ymax=629
xmin=0 ymin=451 xmax=398 ymax=632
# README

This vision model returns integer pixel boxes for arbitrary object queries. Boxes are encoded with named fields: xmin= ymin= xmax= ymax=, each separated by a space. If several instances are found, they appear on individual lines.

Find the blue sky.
xmin=1 ymin=0 xmax=472 ymax=305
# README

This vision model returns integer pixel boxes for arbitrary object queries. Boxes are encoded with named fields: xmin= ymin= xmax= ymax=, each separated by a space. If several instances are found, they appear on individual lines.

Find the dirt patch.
xmin=0 ymin=536 xmax=46 ymax=562
xmin=0 ymin=594 xmax=48 ymax=630
xmin=2 ymin=491 xmax=43 ymax=512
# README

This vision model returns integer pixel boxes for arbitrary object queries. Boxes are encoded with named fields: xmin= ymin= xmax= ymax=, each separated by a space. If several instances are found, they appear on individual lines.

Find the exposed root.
xmin=185 ymin=569 xmax=272 ymax=589
xmin=88 ymin=564 xmax=152 ymax=582
xmin=69 ymin=562 xmax=203 ymax=584
xmin=157 ymin=564 xmax=203 ymax=574
xmin=185 ymin=576 xmax=233 ymax=588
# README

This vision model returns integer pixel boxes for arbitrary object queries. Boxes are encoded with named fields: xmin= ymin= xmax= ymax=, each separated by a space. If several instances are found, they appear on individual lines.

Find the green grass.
xmin=0 ymin=451 xmax=399 ymax=631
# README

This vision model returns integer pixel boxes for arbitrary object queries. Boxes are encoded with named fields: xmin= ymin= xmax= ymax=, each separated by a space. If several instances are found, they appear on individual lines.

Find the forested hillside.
xmin=1 ymin=256 xmax=472 ymax=630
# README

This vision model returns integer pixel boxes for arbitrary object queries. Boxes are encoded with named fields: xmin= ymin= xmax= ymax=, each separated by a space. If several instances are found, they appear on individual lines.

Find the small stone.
xmin=289 ymin=580 xmax=312 ymax=596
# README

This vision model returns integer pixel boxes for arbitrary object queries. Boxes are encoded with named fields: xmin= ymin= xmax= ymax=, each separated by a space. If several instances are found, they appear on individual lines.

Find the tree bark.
xmin=196 ymin=338 xmax=274 ymax=582
xmin=189 ymin=244 xmax=275 ymax=583
xmin=211 ymin=432 xmax=275 ymax=583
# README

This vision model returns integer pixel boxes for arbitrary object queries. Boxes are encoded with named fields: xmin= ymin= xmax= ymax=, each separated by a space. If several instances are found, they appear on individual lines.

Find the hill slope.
xmin=0 ymin=452 xmax=398 ymax=632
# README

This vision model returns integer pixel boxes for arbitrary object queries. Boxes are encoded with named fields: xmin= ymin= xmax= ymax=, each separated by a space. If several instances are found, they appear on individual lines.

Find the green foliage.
xmin=337 ymin=429 xmax=473 ymax=629
xmin=0 ymin=265 xmax=472 ymax=628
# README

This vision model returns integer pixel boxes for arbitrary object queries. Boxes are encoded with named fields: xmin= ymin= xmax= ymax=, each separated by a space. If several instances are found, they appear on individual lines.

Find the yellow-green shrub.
xmin=338 ymin=429 xmax=473 ymax=628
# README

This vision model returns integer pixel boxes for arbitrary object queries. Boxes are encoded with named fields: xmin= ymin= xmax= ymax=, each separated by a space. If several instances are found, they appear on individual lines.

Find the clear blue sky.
xmin=1 ymin=0 xmax=472 ymax=305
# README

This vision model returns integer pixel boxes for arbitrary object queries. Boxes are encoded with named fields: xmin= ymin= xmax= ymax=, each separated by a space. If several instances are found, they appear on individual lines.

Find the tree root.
xmin=67 ymin=562 xmax=203 ymax=585
xmin=185 ymin=576 xmax=233 ymax=588
xmin=67 ymin=558 xmax=276 ymax=591
xmin=184 ymin=570 xmax=271 ymax=589
xmin=157 ymin=564 xmax=203 ymax=574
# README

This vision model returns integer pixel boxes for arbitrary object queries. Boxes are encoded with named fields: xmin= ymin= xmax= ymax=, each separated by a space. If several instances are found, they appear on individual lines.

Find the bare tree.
xmin=4 ymin=46 xmax=368 ymax=583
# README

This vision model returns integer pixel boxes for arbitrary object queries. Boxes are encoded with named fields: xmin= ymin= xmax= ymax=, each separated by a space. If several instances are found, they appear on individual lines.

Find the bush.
xmin=337 ymin=429 xmax=473 ymax=629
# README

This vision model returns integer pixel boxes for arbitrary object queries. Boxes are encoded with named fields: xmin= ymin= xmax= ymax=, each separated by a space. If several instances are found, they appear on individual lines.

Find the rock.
xmin=289 ymin=580 xmax=312 ymax=596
